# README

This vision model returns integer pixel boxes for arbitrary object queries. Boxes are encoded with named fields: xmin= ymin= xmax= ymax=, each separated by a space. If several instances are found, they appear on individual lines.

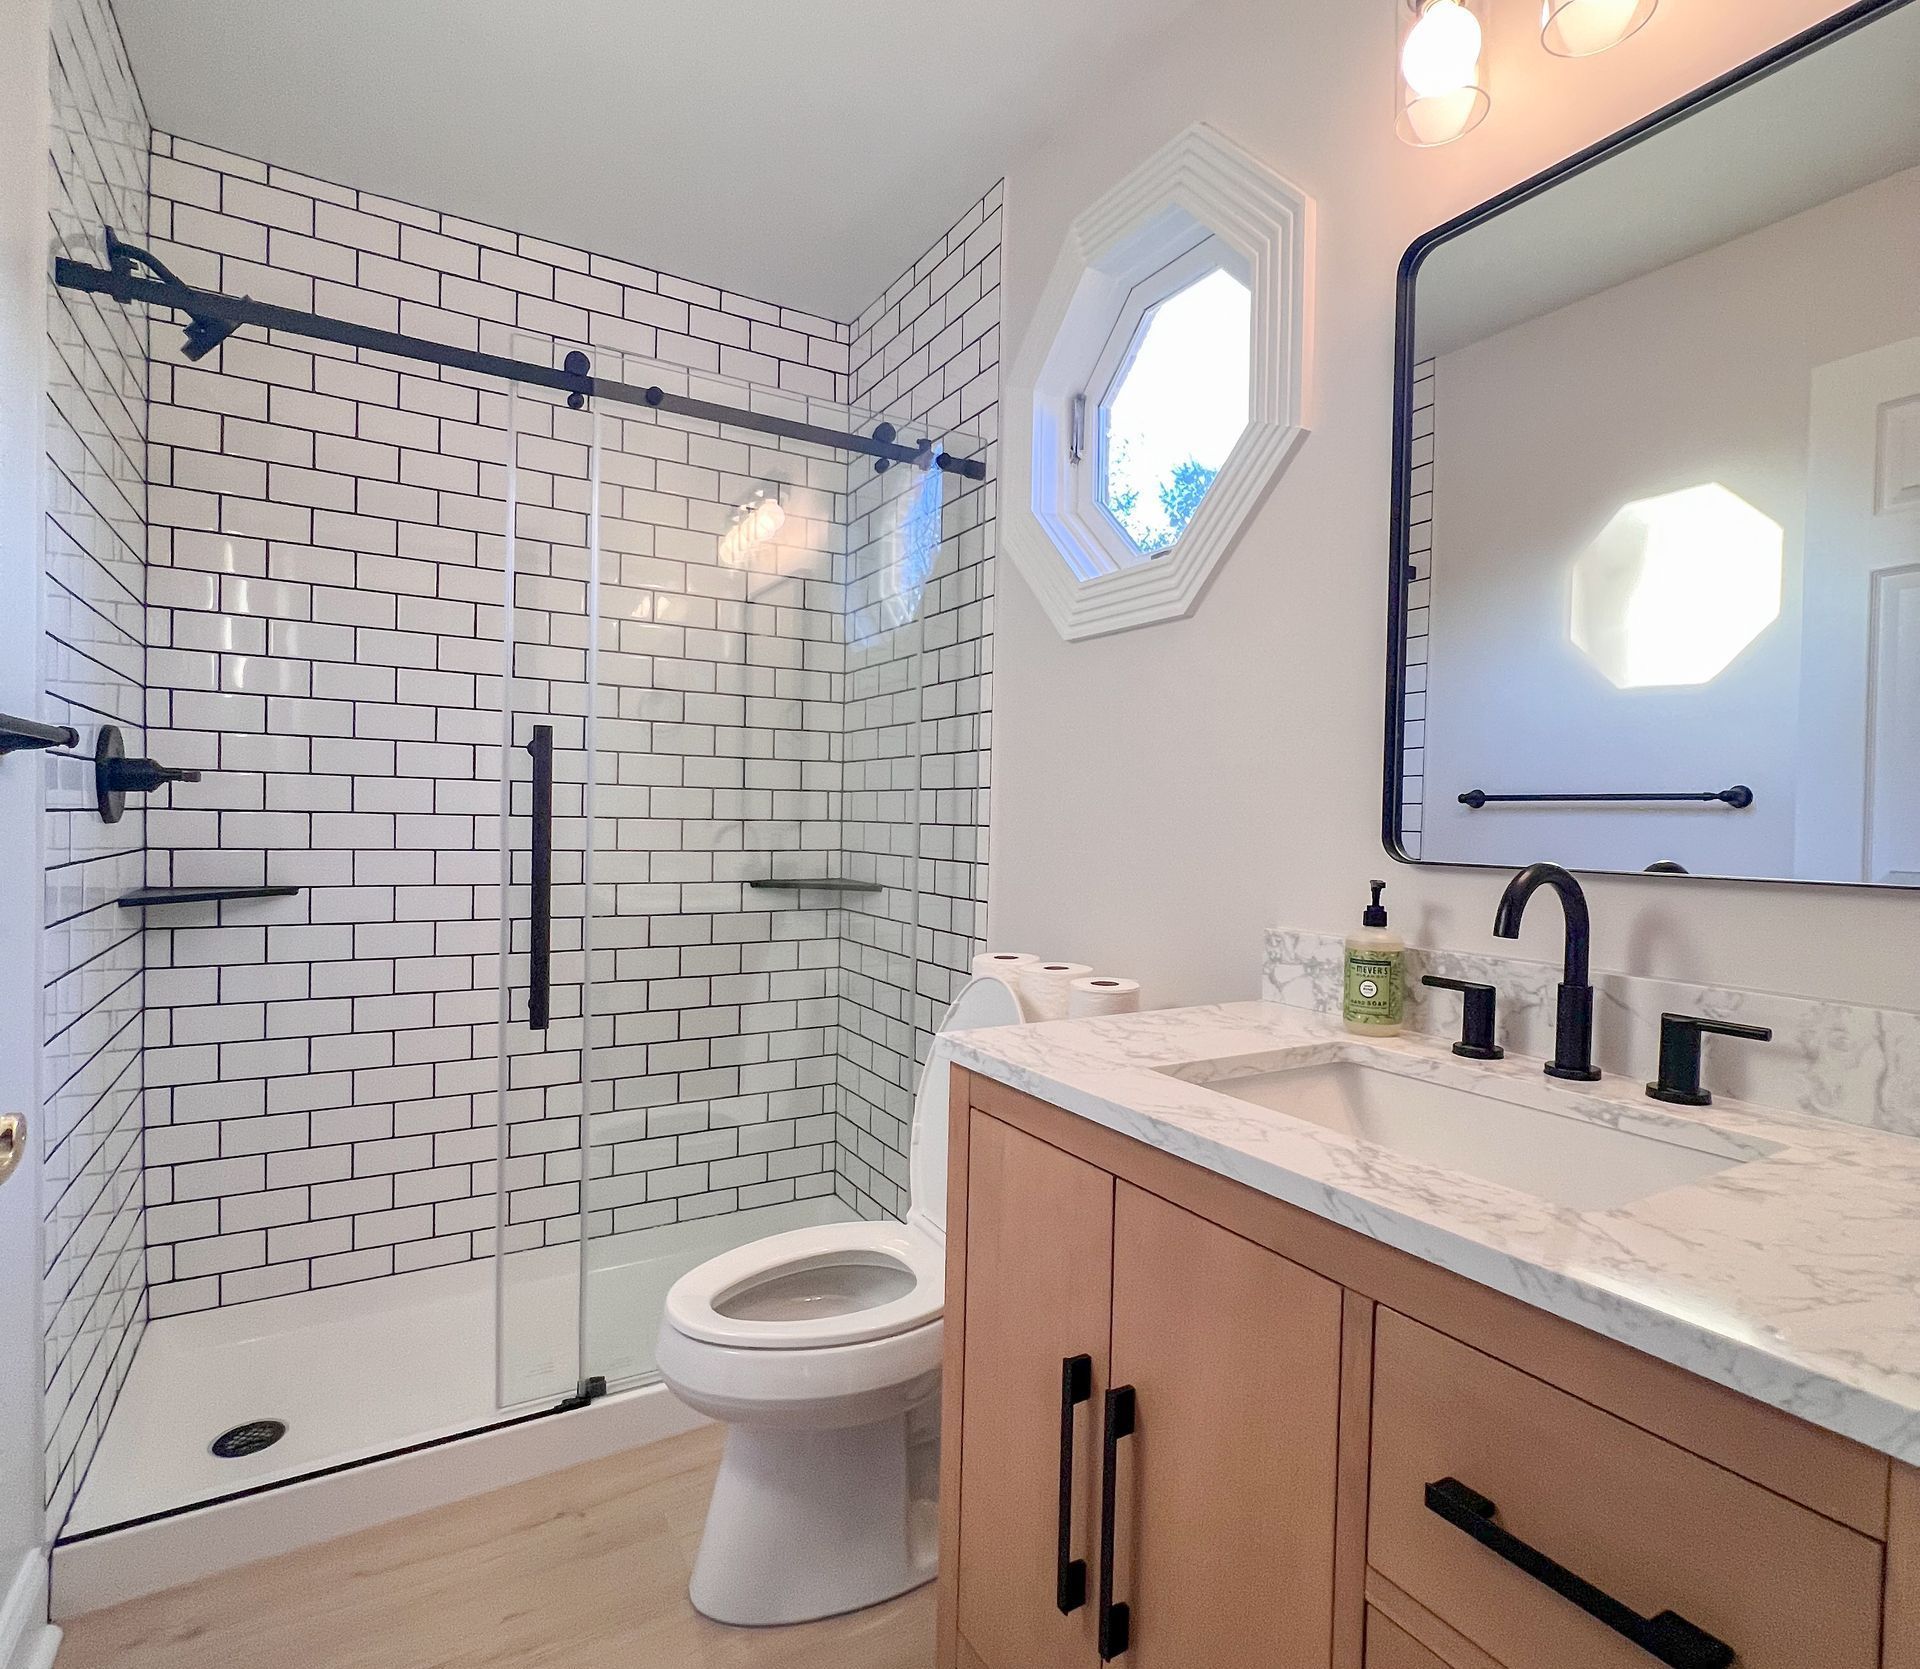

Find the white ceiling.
xmin=117 ymin=0 xmax=1195 ymax=320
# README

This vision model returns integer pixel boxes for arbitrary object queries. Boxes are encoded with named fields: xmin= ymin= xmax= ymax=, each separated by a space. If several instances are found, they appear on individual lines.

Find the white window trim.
xmin=1073 ymin=234 xmax=1251 ymax=570
xmin=1004 ymin=123 xmax=1314 ymax=641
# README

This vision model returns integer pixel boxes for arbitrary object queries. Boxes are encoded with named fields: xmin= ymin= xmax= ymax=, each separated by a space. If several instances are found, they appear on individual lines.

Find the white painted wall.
xmin=989 ymin=0 xmax=1920 ymax=1012
xmin=0 ymin=0 xmax=57 ymax=1657
xmin=1420 ymin=166 xmax=1920 ymax=879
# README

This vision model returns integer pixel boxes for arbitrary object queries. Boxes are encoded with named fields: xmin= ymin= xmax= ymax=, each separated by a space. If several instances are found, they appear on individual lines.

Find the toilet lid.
xmin=909 ymin=973 xmax=1027 ymax=1237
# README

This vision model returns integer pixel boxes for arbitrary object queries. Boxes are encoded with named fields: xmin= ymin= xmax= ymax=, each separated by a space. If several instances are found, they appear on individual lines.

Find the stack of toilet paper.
xmin=969 ymin=953 xmax=1142 ymax=1022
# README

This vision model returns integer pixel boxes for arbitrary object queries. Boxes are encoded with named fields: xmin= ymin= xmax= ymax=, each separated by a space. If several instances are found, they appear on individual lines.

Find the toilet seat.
xmin=664 ymin=1222 xmax=942 ymax=1350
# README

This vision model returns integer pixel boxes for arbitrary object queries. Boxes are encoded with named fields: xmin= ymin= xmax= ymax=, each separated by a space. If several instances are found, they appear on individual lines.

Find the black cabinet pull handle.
xmin=526 ymin=725 xmax=554 ymax=1032
xmin=1097 ymin=1385 xmax=1135 ymax=1660
xmin=1424 ymin=1479 xmax=1734 ymax=1669
xmin=1056 ymin=1355 xmax=1092 ymax=1614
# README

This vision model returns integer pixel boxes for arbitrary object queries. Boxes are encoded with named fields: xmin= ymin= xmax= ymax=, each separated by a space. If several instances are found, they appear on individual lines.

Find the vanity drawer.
xmin=1365 ymin=1610 xmax=1454 ymax=1669
xmin=1367 ymin=1309 xmax=1882 ymax=1669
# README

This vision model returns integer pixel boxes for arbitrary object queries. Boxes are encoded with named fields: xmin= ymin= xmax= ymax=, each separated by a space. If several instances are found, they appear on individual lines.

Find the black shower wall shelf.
xmin=118 ymin=886 xmax=302 ymax=909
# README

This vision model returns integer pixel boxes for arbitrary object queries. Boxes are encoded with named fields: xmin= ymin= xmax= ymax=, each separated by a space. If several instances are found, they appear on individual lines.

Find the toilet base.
xmin=688 ymin=1394 xmax=941 ymax=1627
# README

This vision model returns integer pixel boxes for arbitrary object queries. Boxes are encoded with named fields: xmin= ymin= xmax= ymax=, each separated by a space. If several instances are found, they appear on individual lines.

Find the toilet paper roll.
xmin=971 ymin=951 xmax=1039 ymax=979
xmin=1019 ymin=961 xmax=1093 ymax=1021
xmin=1067 ymin=976 xmax=1141 ymax=1019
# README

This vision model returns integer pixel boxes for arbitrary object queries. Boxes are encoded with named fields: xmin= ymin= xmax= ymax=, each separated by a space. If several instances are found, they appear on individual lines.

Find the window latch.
xmin=1069 ymin=393 xmax=1087 ymax=465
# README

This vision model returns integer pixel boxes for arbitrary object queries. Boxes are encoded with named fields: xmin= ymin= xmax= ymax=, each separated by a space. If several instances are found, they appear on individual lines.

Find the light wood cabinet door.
xmin=1106 ymin=1182 xmax=1344 ymax=1669
xmin=955 ymin=1114 xmax=1114 ymax=1669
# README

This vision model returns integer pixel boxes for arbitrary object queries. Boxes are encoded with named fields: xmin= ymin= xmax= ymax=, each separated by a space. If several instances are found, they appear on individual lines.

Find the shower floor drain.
xmin=210 ymin=1419 xmax=287 ymax=1459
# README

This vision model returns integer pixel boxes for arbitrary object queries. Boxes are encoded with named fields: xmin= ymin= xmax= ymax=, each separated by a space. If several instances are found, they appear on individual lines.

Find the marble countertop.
xmin=943 ymin=1001 xmax=1920 ymax=1465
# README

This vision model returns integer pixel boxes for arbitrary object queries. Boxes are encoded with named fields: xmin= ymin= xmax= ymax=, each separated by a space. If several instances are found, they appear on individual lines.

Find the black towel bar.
xmin=0 ymin=713 xmax=80 ymax=757
xmin=1459 ymin=786 xmax=1753 ymax=810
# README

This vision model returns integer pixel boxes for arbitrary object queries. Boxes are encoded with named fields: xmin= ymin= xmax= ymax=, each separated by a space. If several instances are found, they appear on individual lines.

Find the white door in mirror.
xmin=1802 ymin=335 xmax=1920 ymax=885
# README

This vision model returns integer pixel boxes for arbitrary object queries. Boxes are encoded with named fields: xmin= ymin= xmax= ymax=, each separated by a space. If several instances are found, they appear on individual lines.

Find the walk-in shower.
xmin=50 ymin=236 xmax=987 ymax=1551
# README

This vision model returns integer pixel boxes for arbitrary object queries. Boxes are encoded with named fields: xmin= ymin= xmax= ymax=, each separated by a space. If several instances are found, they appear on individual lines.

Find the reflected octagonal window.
xmin=1570 ymin=483 xmax=1783 ymax=689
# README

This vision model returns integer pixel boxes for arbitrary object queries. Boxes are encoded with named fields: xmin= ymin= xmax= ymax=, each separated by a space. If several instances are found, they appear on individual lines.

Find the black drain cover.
xmin=210 ymin=1419 xmax=287 ymax=1459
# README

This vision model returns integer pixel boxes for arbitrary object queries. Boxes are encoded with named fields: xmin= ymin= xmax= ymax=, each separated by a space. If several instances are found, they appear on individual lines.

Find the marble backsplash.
xmin=1263 ymin=928 xmax=1920 ymax=1141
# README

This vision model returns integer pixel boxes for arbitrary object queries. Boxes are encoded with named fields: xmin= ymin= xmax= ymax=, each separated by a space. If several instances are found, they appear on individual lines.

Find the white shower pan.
xmin=54 ymin=1196 xmax=850 ymax=1617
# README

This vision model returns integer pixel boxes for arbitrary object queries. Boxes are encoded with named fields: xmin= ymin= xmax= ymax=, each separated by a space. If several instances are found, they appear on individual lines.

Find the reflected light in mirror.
xmin=1397 ymin=0 xmax=1491 ymax=147
xmin=1541 ymin=0 xmax=1658 ymax=57
xmin=1569 ymin=483 xmax=1783 ymax=689
xmin=719 ymin=486 xmax=786 ymax=567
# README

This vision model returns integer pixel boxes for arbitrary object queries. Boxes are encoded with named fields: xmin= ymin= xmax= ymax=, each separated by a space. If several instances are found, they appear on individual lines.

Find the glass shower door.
xmin=490 ymin=344 xmax=988 ymax=1405
xmin=573 ymin=356 xmax=858 ymax=1392
xmin=493 ymin=343 xmax=601 ymax=1408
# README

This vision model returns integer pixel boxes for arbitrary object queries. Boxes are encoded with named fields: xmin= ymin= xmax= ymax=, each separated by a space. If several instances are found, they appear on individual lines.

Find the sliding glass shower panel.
xmin=577 ymin=358 xmax=857 ymax=1391
xmin=493 ymin=344 xmax=600 ymax=1408
xmin=835 ymin=444 xmax=950 ymax=1216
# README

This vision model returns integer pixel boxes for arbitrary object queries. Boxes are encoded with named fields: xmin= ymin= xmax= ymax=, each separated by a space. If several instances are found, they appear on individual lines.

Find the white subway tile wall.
xmin=42 ymin=0 xmax=150 ymax=1531
xmin=836 ymin=188 xmax=1000 ymax=1218
xmin=1399 ymin=358 xmax=1433 ymax=859
xmin=140 ymin=133 xmax=1001 ymax=1308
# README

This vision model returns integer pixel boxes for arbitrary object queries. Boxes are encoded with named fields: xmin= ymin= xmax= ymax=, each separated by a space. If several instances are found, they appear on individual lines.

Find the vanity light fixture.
xmin=1396 ymin=0 xmax=1493 ymax=147
xmin=1541 ymin=0 xmax=1658 ymax=57
xmin=719 ymin=484 xmax=786 ymax=567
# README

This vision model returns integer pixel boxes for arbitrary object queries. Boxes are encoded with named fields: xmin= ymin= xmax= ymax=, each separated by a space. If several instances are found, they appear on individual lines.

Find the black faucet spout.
xmin=1492 ymin=862 xmax=1601 ymax=1082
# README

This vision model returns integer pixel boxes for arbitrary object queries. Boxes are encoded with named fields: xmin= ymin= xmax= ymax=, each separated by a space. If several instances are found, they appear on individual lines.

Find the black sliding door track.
xmin=55 ymin=235 xmax=986 ymax=480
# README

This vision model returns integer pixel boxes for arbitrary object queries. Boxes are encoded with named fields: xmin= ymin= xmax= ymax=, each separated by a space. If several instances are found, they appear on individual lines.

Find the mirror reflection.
xmin=1393 ymin=0 xmax=1920 ymax=886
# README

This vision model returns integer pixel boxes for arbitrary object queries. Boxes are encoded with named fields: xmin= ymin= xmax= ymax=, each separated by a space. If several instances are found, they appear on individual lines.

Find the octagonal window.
xmin=1570 ymin=483 xmax=1784 ymax=688
xmin=1096 ymin=263 xmax=1252 ymax=557
xmin=1007 ymin=122 xmax=1312 ymax=639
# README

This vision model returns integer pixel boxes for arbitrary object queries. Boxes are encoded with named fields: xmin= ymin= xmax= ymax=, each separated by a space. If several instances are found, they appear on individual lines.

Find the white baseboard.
xmin=0 ymin=1549 xmax=60 ymax=1669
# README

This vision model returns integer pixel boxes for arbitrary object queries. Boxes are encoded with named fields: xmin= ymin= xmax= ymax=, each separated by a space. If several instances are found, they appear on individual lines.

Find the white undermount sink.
xmin=1157 ymin=1055 xmax=1779 ymax=1213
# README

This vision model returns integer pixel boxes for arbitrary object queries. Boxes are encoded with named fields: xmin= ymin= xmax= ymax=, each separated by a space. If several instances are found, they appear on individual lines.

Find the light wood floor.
xmin=56 ymin=1425 xmax=934 ymax=1669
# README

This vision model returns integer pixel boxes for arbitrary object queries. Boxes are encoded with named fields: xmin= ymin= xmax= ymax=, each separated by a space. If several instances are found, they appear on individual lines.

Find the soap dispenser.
xmin=1343 ymin=880 xmax=1405 ymax=1036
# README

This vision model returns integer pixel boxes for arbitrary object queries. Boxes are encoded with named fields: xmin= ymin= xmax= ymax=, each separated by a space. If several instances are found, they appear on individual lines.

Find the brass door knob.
xmin=0 ymin=1114 xmax=24 ymax=1187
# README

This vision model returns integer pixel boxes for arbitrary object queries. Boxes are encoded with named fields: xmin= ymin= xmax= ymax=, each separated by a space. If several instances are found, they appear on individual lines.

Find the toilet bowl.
xmin=656 ymin=972 xmax=1026 ymax=1626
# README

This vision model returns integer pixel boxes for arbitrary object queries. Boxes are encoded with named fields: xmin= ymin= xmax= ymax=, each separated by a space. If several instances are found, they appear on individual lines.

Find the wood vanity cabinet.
xmin=950 ymin=1111 xmax=1343 ymax=1669
xmin=938 ymin=1070 xmax=1920 ymax=1669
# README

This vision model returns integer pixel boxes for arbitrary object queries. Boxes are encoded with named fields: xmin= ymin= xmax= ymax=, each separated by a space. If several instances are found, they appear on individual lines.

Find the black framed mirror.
xmin=1385 ymin=0 xmax=1920 ymax=888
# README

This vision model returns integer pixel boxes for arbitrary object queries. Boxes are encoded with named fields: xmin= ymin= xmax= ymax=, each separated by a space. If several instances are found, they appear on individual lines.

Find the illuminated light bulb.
xmin=1542 ymin=0 xmax=1656 ymax=56
xmin=1401 ymin=0 xmax=1482 ymax=96
xmin=1396 ymin=0 xmax=1490 ymax=147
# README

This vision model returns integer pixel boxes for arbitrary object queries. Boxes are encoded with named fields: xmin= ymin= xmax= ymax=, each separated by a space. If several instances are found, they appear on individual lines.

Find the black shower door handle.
xmin=1056 ymin=1355 xmax=1092 ymax=1613
xmin=526 ymin=724 xmax=553 ymax=1031
xmin=1097 ymin=1384 xmax=1135 ymax=1660
xmin=1424 ymin=1478 xmax=1734 ymax=1669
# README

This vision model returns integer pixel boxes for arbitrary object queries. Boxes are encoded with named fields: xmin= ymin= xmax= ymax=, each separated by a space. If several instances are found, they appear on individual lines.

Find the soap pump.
xmin=1343 ymin=880 xmax=1406 ymax=1036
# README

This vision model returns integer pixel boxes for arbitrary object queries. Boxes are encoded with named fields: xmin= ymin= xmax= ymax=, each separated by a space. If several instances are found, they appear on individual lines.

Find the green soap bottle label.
xmin=1344 ymin=952 xmax=1403 ymax=1023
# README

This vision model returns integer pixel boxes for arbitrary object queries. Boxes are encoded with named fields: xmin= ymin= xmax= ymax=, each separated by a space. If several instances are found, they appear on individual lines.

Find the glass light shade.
xmin=1397 ymin=0 xmax=1492 ymax=147
xmin=1541 ymin=0 xmax=1658 ymax=55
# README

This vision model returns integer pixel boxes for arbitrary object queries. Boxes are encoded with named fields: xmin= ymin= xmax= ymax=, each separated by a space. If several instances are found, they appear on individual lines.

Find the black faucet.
xmin=1492 ymin=862 xmax=1601 ymax=1082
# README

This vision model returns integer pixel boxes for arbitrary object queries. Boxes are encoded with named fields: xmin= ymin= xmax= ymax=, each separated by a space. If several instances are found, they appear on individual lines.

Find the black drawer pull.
xmin=1098 ymin=1385 xmax=1135 ymax=1660
xmin=1424 ymin=1478 xmax=1734 ymax=1669
xmin=1056 ymin=1355 xmax=1092 ymax=1613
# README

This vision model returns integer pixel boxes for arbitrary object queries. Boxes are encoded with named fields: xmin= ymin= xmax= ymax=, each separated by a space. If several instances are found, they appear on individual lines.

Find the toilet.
xmin=655 ymin=972 xmax=1027 ymax=1626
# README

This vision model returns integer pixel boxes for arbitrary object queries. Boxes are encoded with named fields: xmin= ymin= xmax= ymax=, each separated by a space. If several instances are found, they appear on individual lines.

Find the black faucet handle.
xmin=1647 ymin=1013 xmax=1773 ymax=1107
xmin=1420 ymin=975 xmax=1504 ymax=1061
